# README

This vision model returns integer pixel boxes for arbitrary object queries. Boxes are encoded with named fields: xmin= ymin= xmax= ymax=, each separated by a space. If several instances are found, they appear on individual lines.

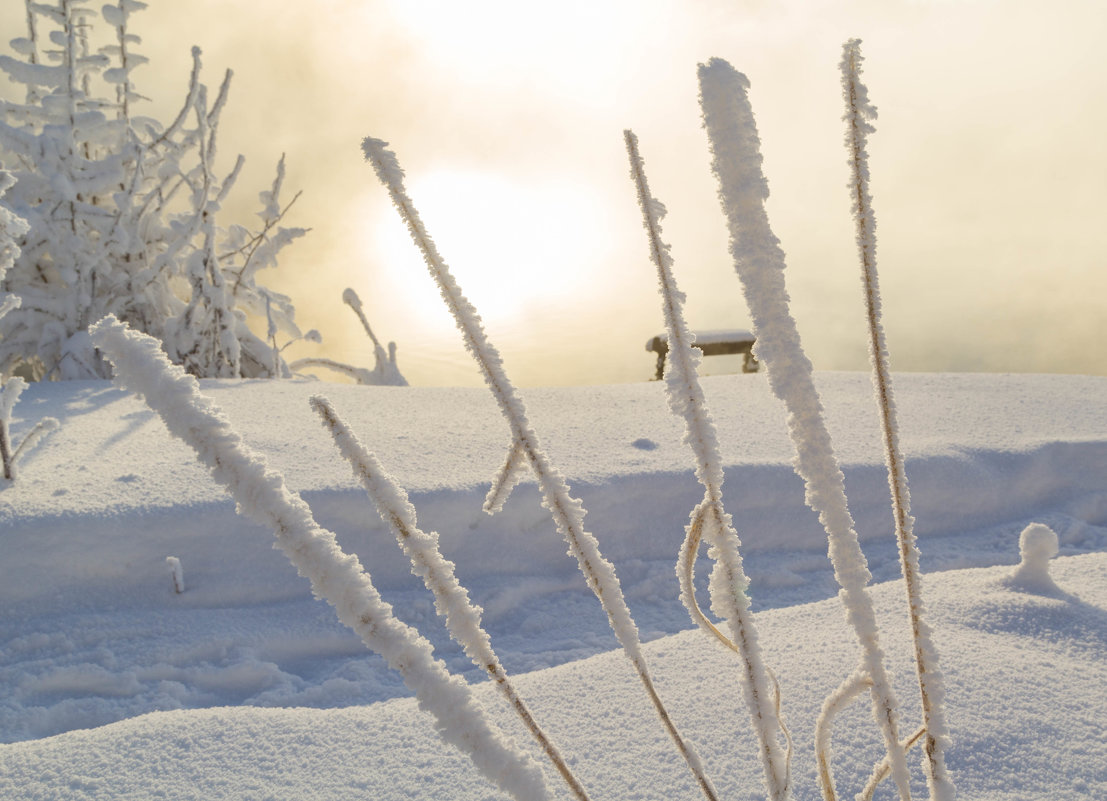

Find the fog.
xmin=3 ymin=0 xmax=1105 ymax=386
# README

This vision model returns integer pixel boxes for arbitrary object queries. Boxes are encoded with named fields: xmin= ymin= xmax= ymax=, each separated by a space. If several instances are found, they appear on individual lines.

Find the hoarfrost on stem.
xmin=289 ymin=289 xmax=407 ymax=386
xmin=90 ymin=315 xmax=553 ymax=801
xmin=311 ymin=395 xmax=590 ymax=801
xmin=699 ymin=56 xmax=912 ymax=800
xmin=625 ymin=127 xmax=791 ymax=801
xmin=362 ymin=135 xmax=721 ymax=801
xmin=841 ymin=38 xmax=955 ymax=801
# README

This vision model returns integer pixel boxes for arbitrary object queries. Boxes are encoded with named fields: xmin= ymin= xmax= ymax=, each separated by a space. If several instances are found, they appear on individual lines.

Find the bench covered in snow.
xmin=645 ymin=329 xmax=758 ymax=380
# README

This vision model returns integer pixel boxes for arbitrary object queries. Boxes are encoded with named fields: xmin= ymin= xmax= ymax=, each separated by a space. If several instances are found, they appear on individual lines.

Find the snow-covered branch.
xmin=0 ymin=2 xmax=309 ymax=380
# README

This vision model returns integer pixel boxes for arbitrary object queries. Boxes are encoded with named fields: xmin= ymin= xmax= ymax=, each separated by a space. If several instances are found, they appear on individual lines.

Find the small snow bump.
xmin=631 ymin=438 xmax=658 ymax=451
xmin=1008 ymin=523 xmax=1062 ymax=594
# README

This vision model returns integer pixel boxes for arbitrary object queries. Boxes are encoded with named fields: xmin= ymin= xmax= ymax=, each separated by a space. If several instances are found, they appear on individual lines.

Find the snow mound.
xmin=2 ymin=555 xmax=1104 ymax=800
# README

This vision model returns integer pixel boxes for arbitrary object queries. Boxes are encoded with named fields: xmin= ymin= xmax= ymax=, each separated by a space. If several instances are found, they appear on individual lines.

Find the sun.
xmin=363 ymin=167 xmax=612 ymax=335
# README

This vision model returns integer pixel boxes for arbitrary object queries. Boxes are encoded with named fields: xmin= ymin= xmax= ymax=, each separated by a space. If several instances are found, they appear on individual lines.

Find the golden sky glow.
xmin=2 ymin=0 xmax=1105 ymax=385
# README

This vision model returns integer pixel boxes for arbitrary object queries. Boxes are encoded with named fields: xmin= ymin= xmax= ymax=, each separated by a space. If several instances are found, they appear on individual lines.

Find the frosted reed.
xmin=698 ymin=57 xmax=912 ymax=800
xmin=625 ymin=127 xmax=791 ymax=800
xmin=363 ymin=136 xmax=721 ymax=801
xmin=311 ymin=394 xmax=591 ymax=801
xmin=91 ymin=315 xmax=553 ymax=801
xmin=841 ymin=38 xmax=955 ymax=801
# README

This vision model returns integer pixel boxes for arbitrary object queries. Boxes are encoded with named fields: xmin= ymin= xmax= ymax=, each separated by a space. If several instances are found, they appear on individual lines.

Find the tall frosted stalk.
xmin=625 ymin=128 xmax=791 ymax=801
xmin=841 ymin=38 xmax=955 ymax=801
xmin=310 ymin=395 xmax=591 ymax=801
xmin=90 ymin=315 xmax=553 ymax=801
xmin=363 ymin=137 xmax=720 ymax=801
xmin=698 ymin=58 xmax=912 ymax=800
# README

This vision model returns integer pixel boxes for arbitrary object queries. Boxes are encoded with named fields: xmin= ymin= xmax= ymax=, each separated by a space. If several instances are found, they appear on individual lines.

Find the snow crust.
xmin=1 ymin=373 xmax=1106 ymax=799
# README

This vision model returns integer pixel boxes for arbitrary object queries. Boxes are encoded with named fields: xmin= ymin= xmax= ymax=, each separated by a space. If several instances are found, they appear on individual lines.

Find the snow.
xmin=1008 ymin=523 xmax=1063 ymax=595
xmin=686 ymin=329 xmax=756 ymax=346
xmin=1 ymin=371 xmax=1106 ymax=799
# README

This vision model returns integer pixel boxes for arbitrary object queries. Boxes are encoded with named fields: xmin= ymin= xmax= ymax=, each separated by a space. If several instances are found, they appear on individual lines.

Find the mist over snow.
xmin=1 ymin=372 xmax=1106 ymax=799
xmin=3 ymin=0 xmax=1102 ymax=386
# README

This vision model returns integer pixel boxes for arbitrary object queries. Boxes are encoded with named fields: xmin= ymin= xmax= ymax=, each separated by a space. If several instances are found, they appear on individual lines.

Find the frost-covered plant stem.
xmin=311 ymin=395 xmax=591 ymax=801
xmin=0 ymin=379 xmax=17 ymax=480
xmin=699 ymin=58 xmax=912 ymax=800
xmin=814 ymin=670 xmax=869 ymax=801
xmin=814 ymin=671 xmax=928 ymax=801
xmin=166 ymin=556 xmax=185 ymax=594
xmin=483 ymin=439 xmax=528 ymax=514
xmin=339 ymin=288 xmax=407 ymax=386
xmin=841 ymin=39 xmax=954 ymax=801
xmin=363 ymin=136 xmax=720 ymax=801
xmin=90 ymin=316 xmax=553 ymax=801
xmin=626 ymin=128 xmax=791 ymax=800
xmin=859 ymin=727 xmax=927 ymax=801
xmin=0 ymin=374 xmax=60 ymax=480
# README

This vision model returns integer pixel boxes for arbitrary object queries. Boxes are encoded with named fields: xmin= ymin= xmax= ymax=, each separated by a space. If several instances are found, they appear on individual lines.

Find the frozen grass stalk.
xmin=90 ymin=315 xmax=553 ymax=801
xmin=362 ymin=136 xmax=721 ymax=801
xmin=698 ymin=58 xmax=912 ymax=800
xmin=310 ymin=395 xmax=591 ymax=801
xmin=841 ymin=39 xmax=955 ymax=801
xmin=166 ymin=556 xmax=185 ymax=594
xmin=815 ymin=672 xmax=926 ymax=801
xmin=625 ymin=128 xmax=791 ymax=800
xmin=0 ymin=374 xmax=53 ymax=481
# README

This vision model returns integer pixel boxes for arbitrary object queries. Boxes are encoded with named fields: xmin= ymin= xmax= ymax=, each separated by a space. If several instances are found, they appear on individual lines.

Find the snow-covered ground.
xmin=1 ymin=372 xmax=1105 ymax=799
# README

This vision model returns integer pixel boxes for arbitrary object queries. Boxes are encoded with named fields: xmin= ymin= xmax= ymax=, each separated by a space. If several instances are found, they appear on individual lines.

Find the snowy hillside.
xmin=1 ymin=372 xmax=1105 ymax=799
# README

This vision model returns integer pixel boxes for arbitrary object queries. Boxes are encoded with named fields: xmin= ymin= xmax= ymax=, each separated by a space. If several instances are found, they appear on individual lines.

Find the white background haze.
xmin=2 ymin=0 xmax=1103 ymax=386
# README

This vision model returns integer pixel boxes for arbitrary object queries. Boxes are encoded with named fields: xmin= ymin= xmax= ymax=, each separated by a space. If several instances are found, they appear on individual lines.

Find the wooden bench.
xmin=646 ymin=329 xmax=758 ymax=380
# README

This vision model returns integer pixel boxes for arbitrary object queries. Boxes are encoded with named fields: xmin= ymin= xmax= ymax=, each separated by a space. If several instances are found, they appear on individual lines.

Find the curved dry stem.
xmin=815 ymin=670 xmax=871 ymax=801
xmin=859 ymin=726 xmax=928 ymax=801
xmin=11 ymin=416 xmax=60 ymax=467
xmin=679 ymin=502 xmax=738 ymax=655
xmin=681 ymin=501 xmax=792 ymax=797
xmin=815 ymin=668 xmax=928 ymax=801
xmin=769 ymin=667 xmax=794 ymax=798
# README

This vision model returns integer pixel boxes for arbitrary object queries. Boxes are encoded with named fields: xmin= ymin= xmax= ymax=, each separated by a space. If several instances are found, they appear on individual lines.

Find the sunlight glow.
xmin=365 ymin=169 xmax=615 ymax=335
xmin=384 ymin=0 xmax=679 ymax=97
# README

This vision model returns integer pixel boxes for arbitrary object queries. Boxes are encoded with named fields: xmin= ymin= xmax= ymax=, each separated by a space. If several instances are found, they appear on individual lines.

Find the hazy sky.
xmin=3 ymin=0 xmax=1105 ymax=386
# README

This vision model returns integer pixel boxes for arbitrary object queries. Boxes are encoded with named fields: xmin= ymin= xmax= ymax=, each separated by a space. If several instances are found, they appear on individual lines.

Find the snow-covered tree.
xmin=0 ymin=0 xmax=308 ymax=380
xmin=0 ymin=165 xmax=58 ymax=479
